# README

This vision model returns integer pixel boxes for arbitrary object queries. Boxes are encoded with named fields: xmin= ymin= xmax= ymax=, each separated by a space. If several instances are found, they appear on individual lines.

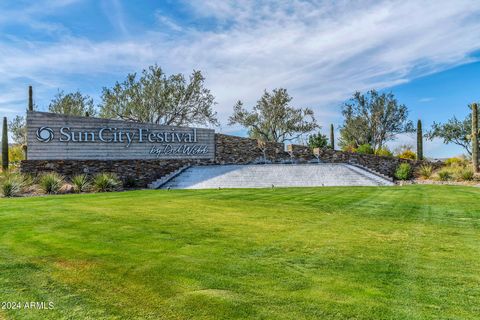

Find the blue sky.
xmin=1 ymin=0 xmax=480 ymax=157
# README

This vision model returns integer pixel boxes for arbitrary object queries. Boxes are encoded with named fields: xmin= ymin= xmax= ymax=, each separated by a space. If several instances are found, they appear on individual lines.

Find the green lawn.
xmin=0 ymin=185 xmax=479 ymax=319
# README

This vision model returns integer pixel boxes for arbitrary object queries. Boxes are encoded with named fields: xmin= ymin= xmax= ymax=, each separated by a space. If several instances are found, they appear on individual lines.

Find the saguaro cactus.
xmin=28 ymin=85 xmax=33 ymax=111
xmin=22 ymin=144 xmax=28 ymax=161
xmin=472 ymin=103 xmax=479 ymax=173
xmin=330 ymin=124 xmax=335 ymax=150
xmin=417 ymin=119 xmax=423 ymax=160
xmin=2 ymin=117 xmax=8 ymax=170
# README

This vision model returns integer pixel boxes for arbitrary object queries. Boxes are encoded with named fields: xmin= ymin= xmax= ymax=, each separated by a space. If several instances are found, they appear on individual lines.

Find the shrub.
xmin=417 ymin=164 xmax=433 ymax=179
xmin=445 ymin=157 xmax=468 ymax=168
xmin=398 ymin=149 xmax=416 ymax=160
xmin=8 ymin=144 xmax=25 ymax=166
xmin=39 ymin=172 xmax=64 ymax=194
xmin=356 ymin=144 xmax=374 ymax=154
xmin=71 ymin=174 xmax=90 ymax=193
xmin=22 ymin=173 xmax=34 ymax=186
xmin=375 ymin=147 xmax=393 ymax=157
xmin=17 ymin=173 xmax=36 ymax=194
xmin=395 ymin=163 xmax=412 ymax=180
xmin=342 ymin=145 xmax=356 ymax=153
xmin=1 ymin=173 xmax=25 ymax=197
xmin=454 ymin=167 xmax=474 ymax=181
xmin=123 ymin=176 xmax=137 ymax=189
xmin=93 ymin=173 xmax=120 ymax=192
xmin=437 ymin=168 xmax=452 ymax=181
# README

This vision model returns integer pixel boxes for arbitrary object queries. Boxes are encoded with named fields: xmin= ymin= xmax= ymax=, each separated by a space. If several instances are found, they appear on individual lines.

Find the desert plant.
xmin=28 ymin=85 xmax=34 ymax=111
xmin=375 ymin=147 xmax=393 ymax=157
xmin=398 ymin=149 xmax=416 ymax=160
xmin=123 ymin=176 xmax=137 ymax=189
xmin=71 ymin=174 xmax=90 ymax=193
xmin=92 ymin=173 xmax=120 ymax=192
xmin=444 ymin=157 xmax=467 ymax=167
xmin=395 ymin=163 xmax=412 ymax=180
xmin=21 ymin=173 xmax=35 ymax=193
xmin=39 ymin=172 xmax=64 ymax=194
xmin=394 ymin=144 xmax=416 ymax=160
xmin=330 ymin=124 xmax=335 ymax=150
xmin=342 ymin=144 xmax=356 ymax=153
xmin=454 ymin=167 xmax=474 ymax=181
xmin=0 ymin=173 xmax=25 ymax=197
xmin=417 ymin=119 xmax=423 ymax=160
xmin=356 ymin=144 xmax=374 ymax=154
xmin=8 ymin=144 xmax=25 ymax=166
xmin=418 ymin=164 xmax=433 ymax=179
xmin=473 ymin=102 xmax=478 ymax=172
xmin=437 ymin=168 xmax=452 ymax=181
xmin=2 ymin=117 xmax=8 ymax=170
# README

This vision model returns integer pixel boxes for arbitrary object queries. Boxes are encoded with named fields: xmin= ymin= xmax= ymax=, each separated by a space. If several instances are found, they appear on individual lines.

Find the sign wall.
xmin=27 ymin=111 xmax=215 ymax=160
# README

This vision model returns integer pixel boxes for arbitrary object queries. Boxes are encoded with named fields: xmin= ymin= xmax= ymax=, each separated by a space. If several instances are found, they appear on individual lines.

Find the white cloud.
xmin=1 ymin=0 xmax=480 ymax=157
xmin=101 ymin=0 xmax=129 ymax=36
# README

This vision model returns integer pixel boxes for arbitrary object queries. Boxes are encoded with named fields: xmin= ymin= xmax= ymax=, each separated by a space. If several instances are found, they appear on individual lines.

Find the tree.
xmin=339 ymin=90 xmax=414 ymax=151
xmin=426 ymin=110 xmax=478 ymax=155
xmin=49 ymin=90 xmax=96 ymax=117
xmin=229 ymin=88 xmax=318 ymax=143
xmin=307 ymin=131 xmax=328 ymax=149
xmin=99 ymin=65 xmax=217 ymax=127
xmin=9 ymin=115 xmax=27 ymax=145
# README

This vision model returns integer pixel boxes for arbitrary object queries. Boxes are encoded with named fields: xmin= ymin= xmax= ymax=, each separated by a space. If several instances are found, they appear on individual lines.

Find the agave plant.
xmin=453 ymin=167 xmax=474 ymax=181
xmin=39 ymin=172 xmax=64 ymax=194
xmin=92 ymin=173 xmax=120 ymax=192
xmin=417 ymin=164 xmax=433 ymax=179
xmin=71 ymin=174 xmax=90 ymax=193
xmin=0 ymin=173 xmax=25 ymax=197
xmin=437 ymin=168 xmax=452 ymax=181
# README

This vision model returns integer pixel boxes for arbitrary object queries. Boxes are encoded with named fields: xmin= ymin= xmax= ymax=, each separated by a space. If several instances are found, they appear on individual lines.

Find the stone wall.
xmin=20 ymin=159 xmax=212 ymax=188
xmin=283 ymin=144 xmax=441 ymax=177
xmin=215 ymin=134 xmax=286 ymax=164
xmin=286 ymin=144 xmax=316 ymax=161
xmin=320 ymin=149 xmax=412 ymax=176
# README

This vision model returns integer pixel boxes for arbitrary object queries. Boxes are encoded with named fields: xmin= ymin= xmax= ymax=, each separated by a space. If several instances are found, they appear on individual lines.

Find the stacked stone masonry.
xmin=20 ymin=159 xmax=212 ymax=188
xmin=215 ymin=134 xmax=285 ymax=164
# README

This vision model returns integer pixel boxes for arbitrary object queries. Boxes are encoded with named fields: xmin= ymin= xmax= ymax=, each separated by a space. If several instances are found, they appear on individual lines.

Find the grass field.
xmin=0 ymin=185 xmax=479 ymax=319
